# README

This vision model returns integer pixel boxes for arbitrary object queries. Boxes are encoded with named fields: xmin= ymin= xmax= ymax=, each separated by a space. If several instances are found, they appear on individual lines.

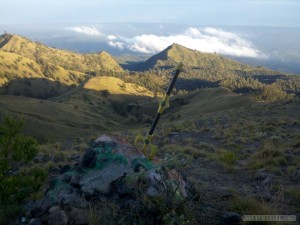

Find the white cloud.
xmin=107 ymin=35 xmax=125 ymax=49
xmin=106 ymin=27 xmax=266 ymax=58
xmin=65 ymin=26 xmax=102 ymax=36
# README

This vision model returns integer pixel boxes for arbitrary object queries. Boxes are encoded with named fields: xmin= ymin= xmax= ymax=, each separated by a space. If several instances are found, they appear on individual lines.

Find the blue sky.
xmin=0 ymin=0 xmax=299 ymax=26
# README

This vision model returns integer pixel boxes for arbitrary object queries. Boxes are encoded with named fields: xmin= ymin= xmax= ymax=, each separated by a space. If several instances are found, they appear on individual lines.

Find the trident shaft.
xmin=142 ymin=62 xmax=183 ymax=159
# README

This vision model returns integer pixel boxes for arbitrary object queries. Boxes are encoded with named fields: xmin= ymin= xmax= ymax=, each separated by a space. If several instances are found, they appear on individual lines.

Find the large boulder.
xmin=45 ymin=135 xmax=152 ymax=199
xmin=24 ymin=135 xmax=189 ymax=225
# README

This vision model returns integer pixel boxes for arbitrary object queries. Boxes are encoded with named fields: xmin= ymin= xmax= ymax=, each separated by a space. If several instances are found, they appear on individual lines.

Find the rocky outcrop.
xmin=21 ymin=135 xmax=189 ymax=225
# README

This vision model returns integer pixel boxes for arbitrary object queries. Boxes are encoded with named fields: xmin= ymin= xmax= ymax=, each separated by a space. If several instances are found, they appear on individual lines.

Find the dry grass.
xmin=250 ymin=139 xmax=287 ymax=170
xmin=0 ymin=34 xmax=123 ymax=74
xmin=84 ymin=76 xmax=154 ymax=97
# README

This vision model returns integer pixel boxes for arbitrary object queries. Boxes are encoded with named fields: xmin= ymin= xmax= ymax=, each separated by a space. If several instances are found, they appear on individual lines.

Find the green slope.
xmin=127 ymin=43 xmax=300 ymax=99
xmin=0 ymin=34 xmax=123 ymax=74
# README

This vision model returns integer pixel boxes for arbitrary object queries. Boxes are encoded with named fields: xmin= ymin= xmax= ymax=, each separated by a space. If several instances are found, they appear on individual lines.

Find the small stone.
xmin=31 ymin=198 xmax=54 ymax=217
xmin=58 ymin=193 xmax=89 ymax=209
xmin=29 ymin=218 xmax=43 ymax=225
xmin=61 ymin=174 xmax=72 ymax=183
xmin=75 ymin=165 xmax=84 ymax=173
xmin=50 ymin=167 xmax=61 ymax=173
xmin=147 ymin=186 xmax=159 ymax=197
xmin=60 ymin=165 xmax=71 ymax=174
xmin=25 ymin=210 xmax=32 ymax=219
xmin=68 ymin=154 xmax=81 ymax=161
xmin=48 ymin=206 xmax=60 ymax=214
xmin=291 ymin=168 xmax=300 ymax=180
xmin=169 ymin=132 xmax=180 ymax=136
xmin=92 ymin=135 xmax=116 ymax=148
xmin=68 ymin=208 xmax=89 ymax=225
xmin=70 ymin=174 xmax=81 ymax=188
xmin=48 ymin=210 xmax=68 ymax=225
xmin=262 ymin=177 xmax=271 ymax=186
xmin=81 ymin=149 xmax=97 ymax=168
xmin=221 ymin=211 xmax=242 ymax=225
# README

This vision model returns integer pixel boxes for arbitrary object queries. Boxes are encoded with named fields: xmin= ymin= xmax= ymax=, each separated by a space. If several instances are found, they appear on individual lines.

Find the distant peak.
xmin=165 ymin=43 xmax=190 ymax=52
xmin=99 ymin=51 xmax=111 ymax=56
xmin=99 ymin=50 xmax=109 ymax=54
xmin=1 ymin=33 xmax=23 ymax=39
xmin=0 ymin=33 xmax=13 ymax=40
xmin=167 ymin=43 xmax=180 ymax=49
xmin=171 ymin=43 xmax=182 ymax=47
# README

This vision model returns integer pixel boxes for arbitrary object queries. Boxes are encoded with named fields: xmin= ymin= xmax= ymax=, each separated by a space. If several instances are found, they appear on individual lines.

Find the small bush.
xmin=218 ymin=149 xmax=237 ymax=165
xmin=232 ymin=196 xmax=275 ymax=225
xmin=0 ymin=115 xmax=47 ymax=225
xmin=0 ymin=115 xmax=38 ymax=173
xmin=250 ymin=140 xmax=287 ymax=170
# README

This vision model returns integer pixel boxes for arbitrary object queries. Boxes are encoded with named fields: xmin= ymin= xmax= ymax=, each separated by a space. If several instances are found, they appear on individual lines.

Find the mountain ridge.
xmin=0 ymin=33 xmax=123 ymax=77
xmin=0 ymin=33 xmax=126 ymax=97
xmin=129 ymin=43 xmax=253 ymax=71
xmin=1 ymin=34 xmax=300 ymax=101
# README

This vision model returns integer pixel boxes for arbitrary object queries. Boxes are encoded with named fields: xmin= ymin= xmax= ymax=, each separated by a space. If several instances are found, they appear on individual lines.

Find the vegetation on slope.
xmin=83 ymin=76 xmax=154 ymax=97
xmin=0 ymin=34 xmax=123 ymax=73
xmin=0 ymin=115 xmax=47 ymax=225
xmin=1 ymin=34 xmax=300 ymax=102
xmin=0 ymin=33 xmax=125 ymax=97
xmin=121 ymin=43 xmax=300 ymax=101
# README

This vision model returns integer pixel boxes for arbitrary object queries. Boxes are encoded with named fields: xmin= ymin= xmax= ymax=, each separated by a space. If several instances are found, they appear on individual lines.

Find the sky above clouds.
xmin=1 ymin=0 xmax=299 ymax=58
xmin=63 ymin=25 xmax=265 ymax=58
xmin=0 ymin=0 xmax=299 ymax=27
xmin=107 ymin=27 xmax=266 ymax=57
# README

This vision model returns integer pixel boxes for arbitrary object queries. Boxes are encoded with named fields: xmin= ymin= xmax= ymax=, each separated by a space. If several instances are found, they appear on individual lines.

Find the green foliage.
xmin=119 ymin=43 xmax=300 ymax=101
xmin=218 ymin=149 xmax=237 ymax=165
xmin=121 ymin=167 xmax=194 ymax=225
xmin=0 ymin=115 xmax=38 ymax=173
xmin=0 ymin=166 xmax=48 ymax=203
xmin=0 ymin=115 xmax=47 ymax=225
xmin=232 ymin=196 xmax=275 ymax=225
xmin=250 ymin=140 xmax=287 ymax=170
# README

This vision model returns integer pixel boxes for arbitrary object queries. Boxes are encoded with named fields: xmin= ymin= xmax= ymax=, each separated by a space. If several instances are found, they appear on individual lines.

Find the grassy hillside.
xmin=0 ymin=51 xmax=86 ymax=85
xmin=123 ymin=44 xmax=300 ymax=100
xmin=152 ymin=98 xmax=300 ymax=225
xmin=0 ymin=51 xmax=44 ymax=85
xmin=132 ymin=43 xmax=260 ymax=72
xmin=167 ymin=87 xmax=251 ymax=117
xmin=0 ymin=85 xmax=250 ymax=142
xmin=0 ymin=34 xmax=123 ymax=74
xmin=0 ymin=74 xmax=157 ymax=141
xmin=83 ymin=76 xmax=154 ymax=97
xmin=0 ymin=95 xmax=112 ymax=141
xmin=0 ymin=93 xmax=144 ymax=142
xmin=0 ymin=34 xmax=127 ymax=98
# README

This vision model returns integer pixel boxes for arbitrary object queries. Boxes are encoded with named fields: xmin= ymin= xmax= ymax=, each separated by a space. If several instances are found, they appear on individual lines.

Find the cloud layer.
xmin=107 ymin=27 xmax=265 ymax=58
xmin=65 ymin=26 xmax=265 ymax=58
xmin=65 ymin=26 xmax=102 ymax=36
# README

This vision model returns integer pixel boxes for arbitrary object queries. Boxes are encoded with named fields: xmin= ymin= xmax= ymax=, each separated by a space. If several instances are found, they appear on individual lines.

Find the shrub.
xmin=100 ymin=89 xmax=110 ymax=97
xmin=232 ymin=196 xmax=275 ymax=225
xmin=218 ymin=150 xmax=237 ymax=165
xmin=0 ymin=115 xmax=38 ymax=173
xmin=250 ymin=140 xmax=287 ymax=170
xmin=0 ymin=115 xmax=47 ymax=225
